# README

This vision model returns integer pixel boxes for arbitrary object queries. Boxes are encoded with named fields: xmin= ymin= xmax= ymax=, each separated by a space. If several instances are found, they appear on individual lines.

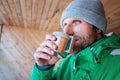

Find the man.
xmin=30 ymin=0 xmax=120 ymax=80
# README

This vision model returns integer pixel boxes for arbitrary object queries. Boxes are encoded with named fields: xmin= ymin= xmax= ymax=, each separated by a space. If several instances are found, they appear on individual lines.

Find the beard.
xmin=72 ymin=33 xmax=97 ymax=53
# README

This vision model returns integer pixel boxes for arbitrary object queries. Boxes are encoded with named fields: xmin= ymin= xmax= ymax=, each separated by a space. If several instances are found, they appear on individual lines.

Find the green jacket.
xmin=30 ymin=33 xmax=120 ymax=80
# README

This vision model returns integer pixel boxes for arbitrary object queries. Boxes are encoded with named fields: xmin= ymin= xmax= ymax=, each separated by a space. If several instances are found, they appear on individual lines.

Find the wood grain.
xmin=0 ymin=0 xmax=120 ymax=35
xmin=0 ymin=25 xmax=48 ymax=80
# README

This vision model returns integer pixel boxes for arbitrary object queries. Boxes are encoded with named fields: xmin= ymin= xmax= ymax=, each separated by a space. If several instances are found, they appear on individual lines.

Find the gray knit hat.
xmin=60 ymin=0 xmax=107 ymax=33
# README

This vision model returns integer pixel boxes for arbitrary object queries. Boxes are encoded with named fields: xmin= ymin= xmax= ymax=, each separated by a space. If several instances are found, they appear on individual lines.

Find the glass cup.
xmin=53 ymin=32 xmax=74 ymax=58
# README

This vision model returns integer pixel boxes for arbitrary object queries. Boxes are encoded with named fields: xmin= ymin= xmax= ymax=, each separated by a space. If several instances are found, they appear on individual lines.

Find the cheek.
xmin=73 ymin=26 xmax=90 ymax=35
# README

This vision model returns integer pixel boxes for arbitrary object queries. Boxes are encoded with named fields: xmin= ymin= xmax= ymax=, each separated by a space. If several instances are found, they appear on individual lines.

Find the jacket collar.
xmin=74 ymin=32 xmax=120 ymax=71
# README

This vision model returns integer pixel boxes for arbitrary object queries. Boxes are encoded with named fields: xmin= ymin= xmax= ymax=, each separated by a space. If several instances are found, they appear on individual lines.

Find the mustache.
xmin=73 ymin=36 xmax=81 ymax=41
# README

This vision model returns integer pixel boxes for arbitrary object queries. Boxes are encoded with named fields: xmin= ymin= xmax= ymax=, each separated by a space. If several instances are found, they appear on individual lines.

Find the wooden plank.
xmin=0 ymin=10 xmax=9 ymax=25
xmin=0 ymin=25 xmax=55 ymax=80
xmin=0 ymin=1 xmax=11 ymax=25
xmin=35 ymin=0 xmax=45 ymax=29
xmin=7 ymin=0 xmax=20 ymax=26
xmin=7 ymin=27 xmax=34 ymax=75
xmin=9 ymin=27 xmax=33 ymax=58
xmin=31 ymin=0 xmax=39 ymax=28
xmin=0 ymin=26 xmax=29 ymax=80
xmin=47 ymin=10 xmax=61 ymax=32
xmin=26 ymin=0 xmax=32 ymax=27
xmin=0 ymin=0 xmax=8 ymax=16
xmin=14 ymin=0 xmax=24 ymax=27
xmin=0 ymin=45 xmax=29 ymax=80
xmin=20 ymin=0 xmax=27 ymax=27
xmin=39 ymin=0 xmax=52 ymax=30
xmin=47 ymin=0 xmax=69 ymax=31
xmin=1 ymin=0 xmax=14 ymax=25
xmin=25 ymin=29 xmax=40 ymax=49
xmin=43 ymin=0 xmax=60 ymax=30
xmin=4 ymin=26 xmax=34 ymax=68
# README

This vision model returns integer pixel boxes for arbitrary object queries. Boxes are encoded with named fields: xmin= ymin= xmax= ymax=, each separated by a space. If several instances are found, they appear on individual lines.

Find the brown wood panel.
xmin=47 ymin=0 xmax=71 ymax=32
xmin=7 ymin=0 xmax=20 ymax=26
xmin=0 ymin=25 xmax=46 ymax=80
xmin=0 ymin=0 xmax=120 ymax=34
xmin=20 ymin=0 xmax=27 ymax=27
xmin=14 ymin=0 xmax=24 ymax=27
xmin=1 ymin=0 xmax=14 ymax=25
xmin=39 ymin=0 xmax=52 ymax=30
xmin=0 ymin=26 xmax=29 ymax=80
xmin=31 ymin=0 xmax=39 ymax=28
xmin=35 ymin=0 xmax=45 ymax=29
xmin=0 ymin=11 xmax=9 ymax=25
xmin=43 ymin=0 xmax=60 ymax=30
xmin=26 ymin=0 xmax=32 ymax=27
xmin=0 ymin=0 xmax=119 ymax=35
xmin=0 ymin=0 xmax=11 ymax=25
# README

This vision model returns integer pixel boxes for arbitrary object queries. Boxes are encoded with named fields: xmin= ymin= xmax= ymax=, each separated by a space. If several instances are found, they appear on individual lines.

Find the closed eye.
xmin=73 ymin=20 xmax=82 ymax=25
xmin=63 ymin=23 xmax=67 ymax=27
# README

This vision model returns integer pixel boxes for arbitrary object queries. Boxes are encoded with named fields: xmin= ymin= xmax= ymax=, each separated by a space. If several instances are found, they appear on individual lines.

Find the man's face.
xmin=63 ymin=18 xmax=98 ymax=53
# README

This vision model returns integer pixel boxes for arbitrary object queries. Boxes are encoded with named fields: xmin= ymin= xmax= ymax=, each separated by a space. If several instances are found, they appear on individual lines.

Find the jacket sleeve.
xmin=30 ymin=63 xmax=55 ymax=80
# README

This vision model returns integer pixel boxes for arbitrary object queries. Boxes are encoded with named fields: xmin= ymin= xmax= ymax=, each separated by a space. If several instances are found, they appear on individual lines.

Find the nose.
xmin=63 ymin=24 xmax=74 ymax=35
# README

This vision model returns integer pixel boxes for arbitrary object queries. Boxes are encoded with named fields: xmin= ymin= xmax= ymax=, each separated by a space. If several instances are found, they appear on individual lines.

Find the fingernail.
xmin=53 ymin=36 xmax=57 ymax=41
xmin=36 ymin=48 xmax=40 ymax=52
xmin=48 ymin=56 xmax=51 ymax=59
xmin=51 ymin=50 xmax=54 ymax=55
xmin=54 ymin=45 xmax=57 ymax=49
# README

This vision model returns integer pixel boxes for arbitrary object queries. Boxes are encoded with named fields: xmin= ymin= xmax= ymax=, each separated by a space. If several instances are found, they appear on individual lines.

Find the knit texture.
xmin=60 ymin=0 xmax=107 ymax=33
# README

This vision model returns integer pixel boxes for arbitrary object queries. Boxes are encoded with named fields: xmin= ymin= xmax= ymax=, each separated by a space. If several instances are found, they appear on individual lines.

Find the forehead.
xmin=64 ymin=18 xmax=80 ymax=21
xmin=63 ymin=18 xmax=85 ymax=24
xmin=63 ymin=17 xmax=93 ymax=27
xmin=63 ymin=18 xmax=83 ymax=23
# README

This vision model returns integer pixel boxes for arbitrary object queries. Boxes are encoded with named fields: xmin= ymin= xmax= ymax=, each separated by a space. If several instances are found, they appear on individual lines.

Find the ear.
xmin=96 ymin=29 xmax=103 ymax=39
xmin=96 ymin=29 xmax=101 ymax=34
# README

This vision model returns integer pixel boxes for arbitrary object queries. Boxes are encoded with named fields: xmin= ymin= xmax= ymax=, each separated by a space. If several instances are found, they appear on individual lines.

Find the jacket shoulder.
xmin=110 ymin=49 xmax=120 ymax=55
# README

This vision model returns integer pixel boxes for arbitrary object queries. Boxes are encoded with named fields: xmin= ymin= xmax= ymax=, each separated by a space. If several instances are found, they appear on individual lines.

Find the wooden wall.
xmin=0 ymin=0 xmax=120 ymax=34
xmin=0 ymin=25 xmax=49 ymax=80
xmin=0 ymin=0 xmax=120 ymax=80
xmin=102 ymin=0 xmax=120 ymax=34
xmin=0 ymin=0 xmax=71 ymax=31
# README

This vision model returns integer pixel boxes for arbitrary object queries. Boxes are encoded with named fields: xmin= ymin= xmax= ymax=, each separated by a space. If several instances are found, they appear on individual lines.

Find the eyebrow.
xmin=63 ymin=19 xmax=82 ymax=25
xmin=72 ymin=20 xmax=82 ymax=23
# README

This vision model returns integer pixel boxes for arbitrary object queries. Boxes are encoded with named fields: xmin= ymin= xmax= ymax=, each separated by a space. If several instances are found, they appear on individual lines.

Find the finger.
xmin=40 ymin=40 xmax=57 ymax=50
xmin=46 ymin=34 xmax=57 ymax=41
xmin=36 ymin=46 xmax=55 ymax=55
xmin=34 ymin=52 xmax=51 ymax=60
